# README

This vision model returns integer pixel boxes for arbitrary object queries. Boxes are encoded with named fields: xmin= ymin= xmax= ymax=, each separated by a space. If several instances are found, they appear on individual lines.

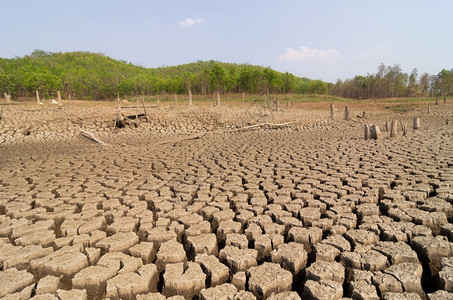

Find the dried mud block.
xmin=341 ymin=250 xmax=388 ymax=272
xmin=427 ymin=290 xmax=453 ymax=300
xmin=303 ymin=279 xmax=343 ymax=300
xmin=186 ymin=233 xmax=218 ymax=259
xmin=322 ymin=234 xmax=351 ymax=252
xmin=288 ymin=227 xmax=322 ymax=252
xmin=383 ymin=263 xmax=424 ymax=297
xmin=271 ymin=242 xmax=307 ymax=274
xmin=314 ymin=243 xmax=341 ymax=262
xmin=226 ymin=233 xmax=249 ymax=249
xmin=57 ymin=289 xmax=88 ymax=300
xmin=212 ymin=210 xmax=236 ymax=229
xmin=155 ymin=240 xmax=187 ymax=272
xmin=78 ymin=216 xmax=106 ymax=235
xmin=247 ymin=263 xmax=293 ymax=299
xmin=411 ymin=236 xmax=453 ymax=276
xmin=129 ymin=242 xmax=156 ymax=264
xmin=36 ymin=275 xmax=60 ymax=295
xmin=306 ymin=261 xmax=345 ymax=283
xmin=344 ymin=229 xmax=379 ymax=248
xmin=179 ymin=214 xmax=204 ymax=229
xmin=267 ymin=291 xmax=301 ymax=300
xmin=72 ymin=265 xmax=118 ymax=299
xmin=14 ymin=230 xmax=55 ymax=248
xmin=382 ymin=292 xmax=422 ymax=300
xmin=195 ymin=254 xmax=229 ymax=287
xmin=148 ymin=227 xmax=178 ymax=248
xmin=0 ymin=268 xmax=35 ymax=297
xmin=11 ymin=219 xmax=54 ymax=240
xmin=97 ymin=252 xmax=143 ymax=275
xmin=219 ymin=246 xmax=258 ymax=273
xmin=299 ymin=207 xmax=321 ymax=227
xmin=136 ymin=293 xmax=166 ymax=300
xmin=107 ymin=216 xmax=139 ymax=235
xmin=96 ymin=232 xmax=139 ymax=253
xmin=329 ymin=225 xmax=347 ymax=236
xmin=438 ymin=257 xmax=453 ymax=292
xmin=373 ymin=241 xmax=419 ymax=265
xmin=199 ymin=283 xmax=238 ymax=300
xmin=105 ymin=264 xmax=159 ymax=300
xmin=163 ymin=262 xmax=206 ymax=299
xmin=60 ymin=219 xmax=86 ymax=237
xmin=254 ymin=235 xmax=272 ymax=261
xmin=84 ymin=247 xmax=101 ymax=265
xmin=231 ymin=271 xmax=246 ymax=291
xmin=349 ymin=281 xmax=379 ymax=300
xmin=245 ymin=223 xmax=263 ymax=241
xmin=30 ymin=246 xmax=88 ymax=278
xmin=373 ymin=271 xmax=403 ymax=294
xmin=0 ymin=244 xmax=53 ymax=270
xmin=217 ymin=220 xmax=242 ymax=241
xmin=185 ymin=220 xmax=212 ymax=237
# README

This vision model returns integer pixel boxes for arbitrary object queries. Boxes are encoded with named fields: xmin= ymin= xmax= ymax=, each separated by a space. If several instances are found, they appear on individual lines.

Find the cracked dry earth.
xmin=0 ymin=101 xmax=453 ymax=300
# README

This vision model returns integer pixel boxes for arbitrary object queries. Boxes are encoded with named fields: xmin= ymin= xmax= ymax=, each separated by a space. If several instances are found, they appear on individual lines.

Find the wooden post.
xmin=330 ymin=103 xmax=335 ymax=119
xmin=344 ymin=106 xmax=350 ymax=120
xmin=413 ymin=117 xmax=420 ymax=129
xmin=428 ymin=105 xmax=431 ymax=114
xmin=174 ymin=93 xmax=177 ymax=107
xmin=136 ymin=98 xmax=139 ymax=120
xmin=188 ymin=90 xmax=192 ymax=106
xmin=390 ymin=120 xmax=397 ymax=138
xmin=370 ymin=125 xmax=383 ymax=140
xmin=56 ymin=91 xmax=62 ymax=105
xmin=444 ymin=96 xmax=447 ymax=104
xmin=364 ymin=124 xmax=369 ymax=140
xmin=142 ymin=99 xmax=149 ymax=122
xmin=215 ymin=91 xmax=220 ymax=106
xmin=36 ymin=90 xmax=40 ymax=104
xmin=436 ymin=97 xmax=439 ymax=105
xmin=402 ymin=124 xmax=407 ymax=136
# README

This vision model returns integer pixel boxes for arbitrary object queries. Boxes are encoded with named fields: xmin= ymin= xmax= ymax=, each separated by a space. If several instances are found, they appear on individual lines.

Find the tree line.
xmin=329 ymin=63 xmax=453 ymax=99
xmin=0 ymin=50 xmax=329 ymax=100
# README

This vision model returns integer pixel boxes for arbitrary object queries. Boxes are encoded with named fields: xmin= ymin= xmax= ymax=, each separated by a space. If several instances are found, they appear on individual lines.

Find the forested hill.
xmin=0 ymin=50 xmax=327 ymax=100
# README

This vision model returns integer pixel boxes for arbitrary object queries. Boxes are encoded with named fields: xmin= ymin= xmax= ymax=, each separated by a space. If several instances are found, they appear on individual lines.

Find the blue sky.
xmin=1 ymin=0 xmax=452 ymax=82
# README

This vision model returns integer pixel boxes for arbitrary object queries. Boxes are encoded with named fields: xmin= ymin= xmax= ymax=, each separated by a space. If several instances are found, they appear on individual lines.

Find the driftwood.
xmin=80 ymin=129 xmax=108 ymax=145
xmin=231 ymin=121 xmax=299 ymax=132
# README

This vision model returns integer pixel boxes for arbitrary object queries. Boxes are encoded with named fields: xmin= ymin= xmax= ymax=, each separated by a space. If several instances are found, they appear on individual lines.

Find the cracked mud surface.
xmin=0 ymin=100 xmax=452 ymax=299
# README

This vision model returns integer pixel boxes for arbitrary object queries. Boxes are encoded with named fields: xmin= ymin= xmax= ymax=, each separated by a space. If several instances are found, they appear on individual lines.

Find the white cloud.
xmin=179 ymin=18 xmax=205 ymax=27
xmin=354 ymin=45 xmax=389 ymax=59
xmin=277 ymin=46 xmax=340 ymax=63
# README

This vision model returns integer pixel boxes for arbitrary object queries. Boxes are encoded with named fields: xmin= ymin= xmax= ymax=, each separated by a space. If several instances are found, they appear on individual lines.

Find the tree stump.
xmin=413 ymin=117 xmax=420 ymax=130
xmin=188 ymin=90 xmax=192 ymax=106
xmin=36 ymin=90 xmax=40 ymax=104
xmin=370 ymin=125 xmax=383 ymax=140
xmin=428 ymin=105 xmax=431 ymax=114
xmin=436 ymin=97 xmax=439 ymax=105
xmin=390 ymin=120 xmax=397 ymax=138
xmin=344 ymin=106 xmax=350 ymax=120
xmin=242 ymin=92 xmax=245 ymax=102
xmin=385 ymin=120 xmax=389 ymax=131
xmin=174 ymin=93 xmax=177 ymax=107
xmin=444 ymin=96 xmax=447 ymax=104
xmin=330 ymin=104 xmax=335 ymax=119
xmin=215 ymin=92 xmax=220 ymax=106
xmin=364 ymin=125 xmax=370 ymax=140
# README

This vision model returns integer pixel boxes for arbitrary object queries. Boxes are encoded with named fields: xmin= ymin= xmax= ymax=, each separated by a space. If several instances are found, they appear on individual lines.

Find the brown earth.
xmin=0 ymin=99 xmax=452 ymax=299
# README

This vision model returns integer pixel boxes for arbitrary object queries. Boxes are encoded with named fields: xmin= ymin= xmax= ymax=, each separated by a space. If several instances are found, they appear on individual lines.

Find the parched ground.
xmin=0 ymin=99 xmax=452 ymax=299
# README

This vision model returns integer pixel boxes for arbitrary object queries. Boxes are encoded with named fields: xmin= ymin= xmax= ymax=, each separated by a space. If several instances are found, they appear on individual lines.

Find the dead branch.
xmin=156 ymin=132 xmax=208 ymax=145
xmin=80 ymin=129 xmax=108 ymax=145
